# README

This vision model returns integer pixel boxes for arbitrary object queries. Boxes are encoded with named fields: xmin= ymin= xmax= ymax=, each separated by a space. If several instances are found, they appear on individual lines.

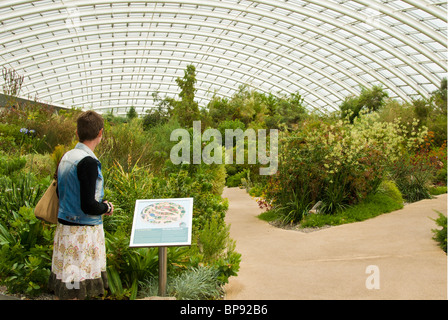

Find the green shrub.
xmin=102 ymin=159 xmax=238 ymax=299
xmin=105 ymin=228 xmax=159 ymax=300
xmin=1 ymin=103 xmax=80 ymax=155
xmin=265 ymin=112 xmax=425 ymax=224
xmin=0 ymin=123 xmax=44 ymax=154
xmin=248 ymin=184 xmax=264 ymax=197
xmin=187 ymin=212 xmax=241 ymax=285
xmin=0 ymin=156 xmax=54 ymax=297
xmin=217 ymin=119 xmax=245 ymax=137
xmin=0 ymin=207 xmax=54 ymax=296
xmin=319 ymin=171 xmax=350 ymax=214
xmin=169 ymin=266 xmax=222 ymax=300
xmin=429 ymin=186 xmax=447 ymax=195
xmin=300 ymin=189 xmax=404 ymax=228
xmin=23 ymin=153 xmax=54 ymax=180
xmin=139 ymin=266 xmax=223 ymax=300
xmin=226 ymin=169 xmax=248 ymax=187
xmin=432 ymin=211 xmax=447 ymax=253
xmin=98 ymin=118 xmax=153 ymax=171
xmin=143 ymin=119 xmax=182 ymax=174
xmin=0 ymin=172 xmax=46 ymax=226
xmin=377 ymin=180 xmax=403 ymax=204
xmin=103 ymin=162 xmax=155 ymax=234
xmin=257 ymin=209 xmax=281 ymax=222
xmin=0 ymin=123 xmax=21 ymax=154
xmin=390 ymin=152 xmax=437 ymax=202
xmin=142 ymin=106 xmax=170 ymax=130
xmin=0 ymin=154 xmax=26 ymax=176
xmin=199 ymin=216 xmax=226 ymax=262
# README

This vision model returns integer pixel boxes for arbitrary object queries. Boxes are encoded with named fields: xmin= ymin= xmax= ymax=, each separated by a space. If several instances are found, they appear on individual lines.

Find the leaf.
xmin=129 ymin=278 xmax=138 ymax=300
xmin=106 ymin=266 xmax=124 ymax=297
xmin=0 ymin=223 xmax=14 ymax=245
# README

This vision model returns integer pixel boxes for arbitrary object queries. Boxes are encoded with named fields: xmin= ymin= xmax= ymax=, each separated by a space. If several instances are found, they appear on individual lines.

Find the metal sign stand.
xmin=158 ymin=246 xmax=167 ymax=297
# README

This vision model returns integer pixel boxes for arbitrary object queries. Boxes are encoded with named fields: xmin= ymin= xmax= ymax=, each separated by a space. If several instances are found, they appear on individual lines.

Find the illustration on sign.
xmin=129 ymin=198 xmax=193 ymax=247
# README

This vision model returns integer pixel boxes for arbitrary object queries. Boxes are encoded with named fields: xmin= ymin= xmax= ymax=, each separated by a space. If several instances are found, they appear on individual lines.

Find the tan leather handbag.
xmin=34 ymin=179 xmax=59 ymax=224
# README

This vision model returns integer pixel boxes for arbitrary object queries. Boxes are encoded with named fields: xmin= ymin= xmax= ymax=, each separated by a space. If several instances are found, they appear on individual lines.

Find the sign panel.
xmin=129 ymin=198 xmax=193 ymax=247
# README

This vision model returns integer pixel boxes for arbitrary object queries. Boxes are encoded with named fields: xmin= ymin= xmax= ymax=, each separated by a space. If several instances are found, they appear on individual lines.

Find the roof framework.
xmin=0 ymin=0 xmax=446 ymax=115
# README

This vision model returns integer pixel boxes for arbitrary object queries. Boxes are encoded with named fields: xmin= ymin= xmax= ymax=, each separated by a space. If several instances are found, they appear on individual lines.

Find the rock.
xmin=309 ymin=201 xmax=322 ymax=214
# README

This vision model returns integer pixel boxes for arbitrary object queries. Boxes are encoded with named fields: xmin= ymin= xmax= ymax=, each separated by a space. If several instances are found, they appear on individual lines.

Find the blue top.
xmin=57 ymin=142 xmax=104 ymax=225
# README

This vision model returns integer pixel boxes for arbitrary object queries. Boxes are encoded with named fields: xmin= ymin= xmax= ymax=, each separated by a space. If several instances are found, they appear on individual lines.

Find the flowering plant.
xmin=264 ymin=111 xmax=428 ymax=223
xmin=389 ymin=131 xmax=446 ymax=202
xmin=17 ymin=127 xmax=40 ymax=154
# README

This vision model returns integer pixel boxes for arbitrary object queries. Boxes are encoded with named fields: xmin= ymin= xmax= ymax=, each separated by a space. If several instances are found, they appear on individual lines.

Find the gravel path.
xmin=222 ymin=187 xmax=447 ymax=300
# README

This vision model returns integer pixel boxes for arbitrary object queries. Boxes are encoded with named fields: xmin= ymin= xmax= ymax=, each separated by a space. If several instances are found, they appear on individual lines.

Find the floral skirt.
xmin=48 ymin=223 xmax=108 ymax=299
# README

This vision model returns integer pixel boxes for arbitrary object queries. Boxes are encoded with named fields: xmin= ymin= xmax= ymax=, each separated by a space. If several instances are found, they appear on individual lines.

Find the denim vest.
xmin=57 ymin=142 xmax=104 ymax=225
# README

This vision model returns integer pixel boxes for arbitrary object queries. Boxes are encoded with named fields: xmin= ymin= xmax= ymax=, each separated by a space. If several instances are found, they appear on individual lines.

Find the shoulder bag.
xmin=34 ymin=179 xmax=59 ymax=224
xmin=34 ymin=154 xmax=60 ymax=226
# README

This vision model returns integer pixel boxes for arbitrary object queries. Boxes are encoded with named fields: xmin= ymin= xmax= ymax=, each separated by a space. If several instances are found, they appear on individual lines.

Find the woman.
xmin=48 ymin=110 xmax=114 ymax=300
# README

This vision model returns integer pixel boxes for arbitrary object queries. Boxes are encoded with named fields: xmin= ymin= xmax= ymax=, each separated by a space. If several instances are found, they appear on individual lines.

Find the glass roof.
xmin=0 ymin=0 xmax=446 ymax=115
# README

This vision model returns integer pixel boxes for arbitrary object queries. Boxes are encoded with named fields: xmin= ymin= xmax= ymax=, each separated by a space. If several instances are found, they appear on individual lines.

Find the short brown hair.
xmin=77 ymin=110 xmax=104 ymax=142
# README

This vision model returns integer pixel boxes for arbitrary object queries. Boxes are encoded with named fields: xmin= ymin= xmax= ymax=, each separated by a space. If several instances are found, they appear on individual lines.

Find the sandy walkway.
xmin=222 ymin=187 xmax=447 ymax=300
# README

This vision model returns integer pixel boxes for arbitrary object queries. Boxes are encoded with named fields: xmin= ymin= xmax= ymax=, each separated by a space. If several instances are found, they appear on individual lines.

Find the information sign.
xmin=129 ymin=198 xmax=193 ymax=247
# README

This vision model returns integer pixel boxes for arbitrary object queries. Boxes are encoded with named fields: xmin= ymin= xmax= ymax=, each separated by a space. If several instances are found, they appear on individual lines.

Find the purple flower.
xmin=19 ymin=128 xmax=29 ymax=134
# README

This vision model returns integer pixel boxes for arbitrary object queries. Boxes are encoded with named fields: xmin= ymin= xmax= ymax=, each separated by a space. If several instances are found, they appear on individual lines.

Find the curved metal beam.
xmin=18 ymin=38 xmax=352 ymax=102
xmin=1 ymin=0 xmax=443 ymax=71
xmin=33 ymin=73 xmax=236 ymax=101
xmin=2 ymin=1 xmax=441 ymax=81
xmin=401 ymin=0 xmax=447 ymax=21
xmin=19 ymin=50 xmax=332 ymax=103
xmin=2 ymin=10 xmax=426 ymax=103
xmin=27 ymin=58 xmax=334 ymax=110
xmin=3 ymin=29 xmax=361 ymax=105
xmin=0 ymin=0 xmax=445 ymax=114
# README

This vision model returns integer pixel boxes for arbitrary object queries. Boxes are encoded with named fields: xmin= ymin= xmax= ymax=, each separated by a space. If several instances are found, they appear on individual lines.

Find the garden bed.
xmin=259 ymin=187 xmax=446 ymax=234
xmin=268 ymin=221 xmax=331 ymax=233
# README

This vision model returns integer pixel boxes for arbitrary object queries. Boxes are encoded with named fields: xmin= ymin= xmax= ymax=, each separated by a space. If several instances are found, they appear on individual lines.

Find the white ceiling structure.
xmin=0 ymin=0 xmax=446 ymax=115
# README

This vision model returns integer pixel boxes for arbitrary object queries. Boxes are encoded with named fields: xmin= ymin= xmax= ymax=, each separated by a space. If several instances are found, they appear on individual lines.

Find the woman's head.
xmin=76 ymin=110 xmax=104 ymax=142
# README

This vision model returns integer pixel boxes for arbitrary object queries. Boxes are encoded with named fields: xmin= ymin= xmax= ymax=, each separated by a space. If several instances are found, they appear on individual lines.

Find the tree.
xmin=412 ymin=98 xmax=430 ymax=126
xmin=431 ymin=77 xmax=447 ymax=114
xmin=173 ymin=64 xmax=200 ymax=127
xmin=126 ymin=106 xmax=138 ymax=120
xmin=142 ymin=106 xmax=169 ymax=130
xmin=340 ymin=85 xmax=388 ymax=123
xmin=206 ymin=96 xmax=233 ymax=126
xmin=428 ymin=78 xmax=447 ymax=145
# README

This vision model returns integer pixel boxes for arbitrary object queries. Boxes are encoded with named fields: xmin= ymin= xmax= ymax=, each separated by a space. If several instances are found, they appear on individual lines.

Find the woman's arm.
xmin=77 ymin=156 xmax=108 ymax=215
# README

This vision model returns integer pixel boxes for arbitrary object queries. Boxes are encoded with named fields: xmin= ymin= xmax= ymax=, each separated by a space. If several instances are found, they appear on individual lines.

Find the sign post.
xmin=158 ymin=246 xmax=167 ymax=296
xmin=129 ymin=198 xmax=193 ymax=297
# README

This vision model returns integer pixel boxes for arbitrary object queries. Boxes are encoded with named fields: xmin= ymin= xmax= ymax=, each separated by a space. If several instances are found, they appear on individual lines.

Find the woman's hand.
xmin=103 ymin=201 xmax=114 ymax=216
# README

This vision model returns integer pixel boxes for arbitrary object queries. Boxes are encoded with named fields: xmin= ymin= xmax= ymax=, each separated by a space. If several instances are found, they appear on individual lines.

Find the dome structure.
xmin=0 ymin=0 xmax=446 ymax=115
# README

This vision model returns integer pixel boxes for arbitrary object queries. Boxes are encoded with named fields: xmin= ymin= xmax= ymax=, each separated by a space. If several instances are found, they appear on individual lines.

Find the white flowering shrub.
xmin=265 ymin=111 xmax=427 ymax=223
